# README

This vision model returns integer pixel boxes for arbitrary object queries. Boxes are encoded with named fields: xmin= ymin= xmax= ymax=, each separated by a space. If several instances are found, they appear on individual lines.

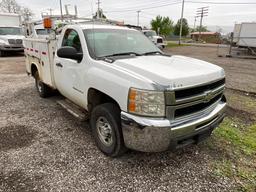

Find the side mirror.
xmin=57 ymin=46 xmax=83 ymax=62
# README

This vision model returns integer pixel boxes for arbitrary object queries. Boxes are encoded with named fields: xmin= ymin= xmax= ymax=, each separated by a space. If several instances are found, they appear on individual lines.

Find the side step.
xmin=57 ymin=99 xmax=89 ymax=121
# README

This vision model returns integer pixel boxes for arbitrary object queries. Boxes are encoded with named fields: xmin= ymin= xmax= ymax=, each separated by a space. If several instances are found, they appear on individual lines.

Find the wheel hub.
xmin=96 ymin=117 xmax=113 ymax=146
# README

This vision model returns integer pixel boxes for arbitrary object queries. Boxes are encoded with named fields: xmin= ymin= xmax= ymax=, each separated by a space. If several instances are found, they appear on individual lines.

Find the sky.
xmin=16 ymin=0 xmax=256 ymax=33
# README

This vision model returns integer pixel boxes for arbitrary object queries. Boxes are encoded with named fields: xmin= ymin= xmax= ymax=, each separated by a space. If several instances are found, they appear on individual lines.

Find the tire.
xmin=34 ymin=71 xmax=51 ymax=98
xmin=90 ymin=103 xmax=127 ymax=157
xmin=0 ymin=50 xmax=5 ymax=57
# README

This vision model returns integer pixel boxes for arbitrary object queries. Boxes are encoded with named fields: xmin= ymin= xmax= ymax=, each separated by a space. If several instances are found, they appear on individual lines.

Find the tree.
xmin=195 ymin=25 xmax=208 ymax=32
xmin=20 ymin=7 xmax=33 ymax=21
xmin=174 ymin=18 xmax=189 ymax=36
xmin=150 ymin=15 xmax=174 ymax=37
xmin=0 ymin=0 xmax=20 ymax=13
xmin=0 ymin=0 xmax=33 ymax=20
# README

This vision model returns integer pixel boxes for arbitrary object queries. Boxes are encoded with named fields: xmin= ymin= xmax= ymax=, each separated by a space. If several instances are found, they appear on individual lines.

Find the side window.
xmin=62 ymin=29 xmax=82 ymax=52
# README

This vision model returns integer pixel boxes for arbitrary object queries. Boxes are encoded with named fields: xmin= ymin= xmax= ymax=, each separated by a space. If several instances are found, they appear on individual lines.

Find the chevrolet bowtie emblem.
xmin=203 ymin=90 xmax=213 ymax=103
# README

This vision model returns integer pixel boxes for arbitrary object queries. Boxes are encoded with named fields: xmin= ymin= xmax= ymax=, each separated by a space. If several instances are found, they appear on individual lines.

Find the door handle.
xmin=56 ymin=63 xmax=63 ymax=68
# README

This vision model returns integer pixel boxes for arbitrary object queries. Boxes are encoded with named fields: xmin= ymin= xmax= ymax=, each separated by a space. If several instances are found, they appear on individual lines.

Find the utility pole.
xmin=179 ymin=0 xmax=185 ymax=45
xmin=137 ymin=10 xmax=141 ymax=26
xmin=193 ymin=16 xmax=197 ymax=31
xmin=96 ymin=0 xmax=101 ymax=19
xmin=47 ymin=8 xmax=53 ymax=16
xmin=65 ymin=4 xmax=71 ymax=15
xmin=196 ymin=6 xmax=209 ymax=41
xmin=60 ymin=0 xmax=63 ymax=20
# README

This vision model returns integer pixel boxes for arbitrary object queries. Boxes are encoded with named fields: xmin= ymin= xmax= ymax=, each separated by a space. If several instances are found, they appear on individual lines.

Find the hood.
xmin=112 ymin=55 xmax=225 ymax=90
xmin=149 ymin=35 xmax=163 ymax=41
xmin=153 ymin=35 xmax=163 ymax=39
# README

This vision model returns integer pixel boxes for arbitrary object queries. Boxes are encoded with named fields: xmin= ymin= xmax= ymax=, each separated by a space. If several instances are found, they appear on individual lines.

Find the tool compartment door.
xmin=25 ymin=38 xmax=56 ymax=88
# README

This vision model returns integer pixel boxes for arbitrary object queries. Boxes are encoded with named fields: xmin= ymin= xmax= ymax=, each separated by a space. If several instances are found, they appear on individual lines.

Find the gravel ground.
xmin=166 ymin=46 xmax=256 ymax=93
xmin=0 ymin=51 xmax=247 ymax=192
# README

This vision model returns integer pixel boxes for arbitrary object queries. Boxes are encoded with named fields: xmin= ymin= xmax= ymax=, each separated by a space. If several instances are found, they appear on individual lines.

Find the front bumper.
xmin=121 ymin=101 xmax=226 ymax=152
xmin=156 ymin=42 xmax=167 ymax=48
xmin=0 ymin=45 xmax=24 ymax=51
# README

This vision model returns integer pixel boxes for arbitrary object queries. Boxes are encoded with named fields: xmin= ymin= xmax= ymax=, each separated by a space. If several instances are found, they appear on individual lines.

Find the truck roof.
xmin=75 ymin=23 xmax=135 ymax=31
xmin=0 ymin=12 xmax=20 ymax=17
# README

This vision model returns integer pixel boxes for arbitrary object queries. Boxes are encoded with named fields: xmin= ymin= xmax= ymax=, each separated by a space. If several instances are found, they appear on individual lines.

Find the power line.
xmin=187 ymin=1 xmax=256 ymax=5
xmin=104 ymin=0 xmax=174 ymax=9
xmin=105 ymin=1 xmax=181 ymax=13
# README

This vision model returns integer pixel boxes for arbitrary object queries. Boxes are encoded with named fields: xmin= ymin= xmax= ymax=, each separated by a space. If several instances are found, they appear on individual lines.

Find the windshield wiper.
xmin=103 ymin=52 xmax=142 ymax=57
xmin=142 ymin=51 xmax=163 ymax=55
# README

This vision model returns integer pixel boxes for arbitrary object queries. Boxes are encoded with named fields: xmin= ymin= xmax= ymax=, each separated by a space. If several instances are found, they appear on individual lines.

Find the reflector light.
xmin=43 ymin=18 xmax=53 ymax=29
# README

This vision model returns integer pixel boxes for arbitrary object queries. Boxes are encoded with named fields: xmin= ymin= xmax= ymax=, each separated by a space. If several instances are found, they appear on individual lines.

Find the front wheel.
xmin=0 ymin=50 xmax=6 ymax=57
xmin=90 ymin=103 xmax=127 ymax=157
xmin=34 ymin=71 xmax=51 ymax=98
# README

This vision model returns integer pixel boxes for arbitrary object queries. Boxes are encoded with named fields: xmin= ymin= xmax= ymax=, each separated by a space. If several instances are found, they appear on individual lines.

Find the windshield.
xmin=0 ymin=27 xmax=22 ymax=35
xmin=36 ymin=29 xmax=54 ymax=35
xmin=144 ymin=31 xmax=157 ymax=37
xmin=83 ymin=29 xmax=160 ymax=58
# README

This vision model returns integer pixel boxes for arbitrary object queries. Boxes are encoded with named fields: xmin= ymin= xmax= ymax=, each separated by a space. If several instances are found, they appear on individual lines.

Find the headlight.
xmin=128 ymin=88 xmax=165 ymax=117
xmin=0 ymin=39 xmax=8 ymax=45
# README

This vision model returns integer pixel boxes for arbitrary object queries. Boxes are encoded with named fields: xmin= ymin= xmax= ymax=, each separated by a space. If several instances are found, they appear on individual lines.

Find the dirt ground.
xmin=166 ymin=46 xmax=256 ymax=94
xmin=0 ymin=48 xmax=255 ymax=192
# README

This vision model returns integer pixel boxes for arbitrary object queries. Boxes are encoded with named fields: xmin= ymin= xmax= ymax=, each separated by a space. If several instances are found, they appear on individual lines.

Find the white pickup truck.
xmin=142 ymin=29 xmax=167 ymax=49
xmin=24 ymin=22 xmax=226 ymax=157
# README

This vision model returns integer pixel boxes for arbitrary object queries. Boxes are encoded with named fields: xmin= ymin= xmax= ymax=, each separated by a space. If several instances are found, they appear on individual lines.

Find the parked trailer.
xmin=0 ymin=13 xmax=21 ymax=27
xmin=233 ymin=22 xmax=256 ymax=48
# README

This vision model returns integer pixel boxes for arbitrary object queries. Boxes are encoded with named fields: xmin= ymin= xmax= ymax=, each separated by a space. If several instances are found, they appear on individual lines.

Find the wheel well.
xmin=88 ymin=88 xmax=120 ymax=114
xmin=31 ymin=64 xmax=38 ymax=77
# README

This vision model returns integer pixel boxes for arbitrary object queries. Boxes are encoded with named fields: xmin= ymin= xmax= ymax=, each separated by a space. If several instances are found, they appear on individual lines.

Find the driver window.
xmin=62 ymin=29 xmax=82 ymax=52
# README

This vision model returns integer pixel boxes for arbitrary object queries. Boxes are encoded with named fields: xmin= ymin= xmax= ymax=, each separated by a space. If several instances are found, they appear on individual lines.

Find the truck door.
xmin=54 ymin=28 xmax=85 ymax=105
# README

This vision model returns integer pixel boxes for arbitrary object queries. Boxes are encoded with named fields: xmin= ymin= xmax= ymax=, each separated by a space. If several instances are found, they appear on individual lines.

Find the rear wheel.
xmin=91 ymin=103 xmax=127 ymax=157
xmin=34 ymin=71 xmax=51 ymax=98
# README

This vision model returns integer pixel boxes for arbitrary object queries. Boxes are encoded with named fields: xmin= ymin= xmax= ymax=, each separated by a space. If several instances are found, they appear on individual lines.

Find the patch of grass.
xmin=227 ymin=92 xmax=256 ymax=112
xmin=209 ymin=118 xmax=256 ymax=191
xmin=215 ymin=118 xmax=256 ymax=155
xmin=213 ymin=159 xmax=256 ymax=192
xmin=166 ymin=42 xmax=189 ymax=48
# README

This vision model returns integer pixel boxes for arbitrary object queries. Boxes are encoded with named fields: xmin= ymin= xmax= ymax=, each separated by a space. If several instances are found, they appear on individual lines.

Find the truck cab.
xmin=0 ymin=13 xmax=24 ymax=56
xmin=24 ymin=21 xmax=226 ymax=157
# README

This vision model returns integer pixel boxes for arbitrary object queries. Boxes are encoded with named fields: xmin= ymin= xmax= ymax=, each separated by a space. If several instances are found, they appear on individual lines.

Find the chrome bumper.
xmin=121 ymin=101 xmax=226 ymax=152
xmin=0 ymin=45 xmax=24 ymax=51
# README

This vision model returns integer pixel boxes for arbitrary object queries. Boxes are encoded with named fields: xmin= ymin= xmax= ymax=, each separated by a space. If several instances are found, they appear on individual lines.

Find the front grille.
xmin=8 ymin=39 xmax=23 ymax=45
xmin=175 ymin=78 xmax=225 ymax=100
xmin=175 ymin=94 xmax=222 ymax=118
xmin=16 ymin=39 xmax=23 ymax=44
xmin=165 ymin=78 xmax=226 ymax=120
xmin=157 ymin=38 xmax=163 ymax=43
